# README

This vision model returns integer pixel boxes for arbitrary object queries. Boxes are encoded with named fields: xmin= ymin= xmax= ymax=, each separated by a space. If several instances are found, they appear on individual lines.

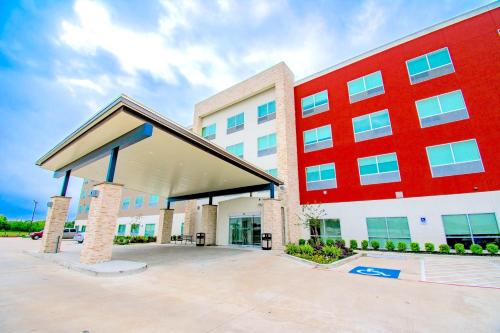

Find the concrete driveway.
xmin=0 ymin=238 xmax=499 ymax=333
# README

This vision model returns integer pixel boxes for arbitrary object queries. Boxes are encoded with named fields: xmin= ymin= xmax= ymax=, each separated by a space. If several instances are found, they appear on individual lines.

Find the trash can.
xmin=261 ymin=233 xmax=272 ymax=250
xmin=196 ymin=233 xmax=206 ymax=246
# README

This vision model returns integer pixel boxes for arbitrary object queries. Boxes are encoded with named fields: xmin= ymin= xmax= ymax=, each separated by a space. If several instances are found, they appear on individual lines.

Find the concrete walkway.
xmin=1 ymin=238 xmax=499 ymax=332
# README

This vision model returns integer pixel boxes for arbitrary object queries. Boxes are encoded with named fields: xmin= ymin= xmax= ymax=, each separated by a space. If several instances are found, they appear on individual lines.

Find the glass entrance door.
xmin=229 ymin=216 xmax=261 ymax=246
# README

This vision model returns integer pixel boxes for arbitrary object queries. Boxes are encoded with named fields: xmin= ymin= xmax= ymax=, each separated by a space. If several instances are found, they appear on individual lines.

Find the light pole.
xmin=30 ymin=200 xmax=38 ymax=232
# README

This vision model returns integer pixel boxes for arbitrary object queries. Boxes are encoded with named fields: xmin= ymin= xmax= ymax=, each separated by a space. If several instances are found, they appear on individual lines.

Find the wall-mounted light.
xmin=90 ymin=190 xmax=99 ymax=198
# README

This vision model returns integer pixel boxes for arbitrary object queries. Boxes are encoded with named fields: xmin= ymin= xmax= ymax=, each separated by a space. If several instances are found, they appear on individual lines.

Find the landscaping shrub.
xmin=299 ymin=244 xmax=314 ymax=256
xmin=470 ymin=244 xmax=483 ymax=254
xmin=322 ymin=245 xmax=342 ymax=258
xmin=370 ymin=240 xmax=380 ymax=250
xmin=410 ymin=242 xmax=420 ymax=252
xmin=326 ymin=239 xmax=334 ymax=247
xmin=337 ymin=239 xmax=346 ymax=247
xmin=454 ymin=243 xmax=465 ymax=254
xmin=486 ymin=243 xmax=499 ymax=255
xmin=298 ymin=239 xmax=306 ymax=246
xmin=349 ymin=240 xmax=358 ymax=250
xmin=361 ymin=240 xmax=369 ymax=250
xmin=397 ymin=242 xmax=407 ymax=252
xmin=439 ymin=244 xmax=450 ymax=254
xmin=385 ymin=240 xmax=395 ymax=251
xmin=425 ymin=242 xmax=435 ymax=252
xmin=285 ymin=243 xmax=300 ymax=255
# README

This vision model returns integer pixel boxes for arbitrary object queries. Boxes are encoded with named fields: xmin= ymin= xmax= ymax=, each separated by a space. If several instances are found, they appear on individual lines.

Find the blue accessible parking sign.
xmin=349 ymin=266 xmax=400 ymax=279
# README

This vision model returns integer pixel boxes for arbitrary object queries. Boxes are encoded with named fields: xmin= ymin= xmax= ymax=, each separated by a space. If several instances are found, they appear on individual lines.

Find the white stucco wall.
xmin=303 ymin=190 xmax=500 ymax=245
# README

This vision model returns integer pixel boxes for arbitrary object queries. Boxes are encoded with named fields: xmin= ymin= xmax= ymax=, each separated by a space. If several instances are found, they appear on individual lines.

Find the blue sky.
xmin=0 ymin=0 xmax=492 ymax=220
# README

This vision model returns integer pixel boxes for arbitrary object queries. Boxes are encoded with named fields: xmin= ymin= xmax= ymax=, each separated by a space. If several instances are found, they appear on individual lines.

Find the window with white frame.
xmin=257 ymin=133 xmax=277 ymax=157
xmin=301 ymin=90 xmax=329 ymax=117
xmin=352 ymin=109 xmax=392 ymax=142
xmin=257 ymin=100 xmax=276 ymax=123
xmin=358 ymin=153 xmax=400 ymax=185
xmin=202 ymin=123 xmax=216 ymax=140
xmin=347 ymin=71 xmax=384 ymax=103
xmin=305 ymin=163 xmax=337 ymax=191
xmin=406 ymin=47 xmax=454 ymax=84
xmin=416 ymin=90 xmax=468 ymax=128
xmin=426 ymin=139 xmax=484 ymax=177
xmin=227 ymin=113 xmax=244 ymax=134
xmin=226 ymin=142 xmax=244 ymax=158
xmin=303 ymin=125 xmax=333 ymax=152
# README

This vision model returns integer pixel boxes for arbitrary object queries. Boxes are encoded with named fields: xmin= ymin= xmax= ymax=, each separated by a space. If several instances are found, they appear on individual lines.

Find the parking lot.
xmin=0 ymin=238 xmax=499 ymax=332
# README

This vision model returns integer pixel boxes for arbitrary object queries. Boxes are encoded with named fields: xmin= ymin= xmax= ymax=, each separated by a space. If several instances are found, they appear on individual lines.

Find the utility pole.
xmin=30 ymin=200 xmax=38 ymax=232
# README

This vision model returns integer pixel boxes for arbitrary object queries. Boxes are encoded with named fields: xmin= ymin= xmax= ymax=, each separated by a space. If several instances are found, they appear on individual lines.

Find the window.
xmin=358 ymin=153 xmax=400 ymax=185
xmin=80 ymin=190 xmax=86 ymax=199
xmin=310 ymin=219 xmax=342 ymax=241
xmin=122 ymin=198 xmax=130 ymax=210
xmin=303 ymin=125 xmax=333 ymax=152
xmin=366 ymin=217 xmax=411 ymax=248
xmin=202 ymin=123 xmax=216 ymax=140
xmin=78 ymin=205 xmax=83 ymax=214
xmin=266 ymin=168 xmax=278 ymax=177
xmin=347 ymin=71 xmax=384 ymax=103
xmin=227 ymin=113 xmax=244 ymax=134
xmin=426 ymin=139 xmax=484 ymax=177
xmin=352 ymin=109 xmax=392 ymax=142
xmin=85 ymin=204 xmax=90 ymax=213
xmin=117 ymin=224 xmax=126 ymax=236
xmin=406 ymin=47 xmax=454 ymax=84
xmin=257 ymin=133 xmax=277 ymax=156
xmin=144 ymin=224 xmax=155 ymax=237
xmin=301 ymin=90 xmax=329 ymax=117
xmin=149 ymin=195 xmax=159 ymax=208
xmin=130 ymin=224 xmax=140 ymax=236
xmin=135 ymin=195 xmax=144 ymax=209
xmin=305 ymin=163 xmax=337 ymax=191
xmin=81 ymin=225 xmax=86 ymax=232
xmin=257 ymin=101 xmax=276 ymax=123
xmin=442 ymin=213 xmax=499 ymax=248
xmin=226 ymin=142 xmax=244 ymax=158
xmin=416 ymin=90 xmax=468 ymax=127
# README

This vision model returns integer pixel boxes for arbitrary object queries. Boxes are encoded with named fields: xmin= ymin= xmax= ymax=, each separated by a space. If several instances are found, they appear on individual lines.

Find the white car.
xmin=73 ymin=232 xmax=85 ymax=244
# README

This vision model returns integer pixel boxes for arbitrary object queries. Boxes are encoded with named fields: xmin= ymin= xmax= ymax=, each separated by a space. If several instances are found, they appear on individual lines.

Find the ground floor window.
xmin=117 ymin=224 xmax=126 ymax=236
xmin=180 ymin=223 xmax=184 ymax=235
xmin=144 ymin=224 xmax=155 ymax=237
xmin=229 ymin=216 xmax=261 ymax=246
xmin=130 ymin=223 xmax=140 ymax=236
xmin=366 ymin=217 xmax=411 ymax=248
xmin=442 ymin=213 xmax=499 ymax=248
xmin=81 ymin=225 xmax=86 ymax=232
xmin=310 ymin=219 xmax=341 ymax=241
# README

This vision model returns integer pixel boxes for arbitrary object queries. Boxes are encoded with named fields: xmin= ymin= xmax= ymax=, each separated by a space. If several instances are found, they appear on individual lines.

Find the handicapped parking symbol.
xmin=349 ymin=266 xmax=400 ymax=279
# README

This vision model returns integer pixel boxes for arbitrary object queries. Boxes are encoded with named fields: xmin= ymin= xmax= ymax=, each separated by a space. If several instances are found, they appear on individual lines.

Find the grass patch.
xmin=0 ymin=230 xmax=29 ymax=237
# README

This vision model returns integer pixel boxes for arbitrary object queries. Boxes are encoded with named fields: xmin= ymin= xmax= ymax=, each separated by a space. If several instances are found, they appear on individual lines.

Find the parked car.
xmin=30 ymin=228 xmax=78 ymax=240
xmin=63 ymin=228 xmax=77 ymax=239
xmin=30 ymin=231 xmax=43 ymax=240
xmin=74 ymin=232 xmax=85 ymax=244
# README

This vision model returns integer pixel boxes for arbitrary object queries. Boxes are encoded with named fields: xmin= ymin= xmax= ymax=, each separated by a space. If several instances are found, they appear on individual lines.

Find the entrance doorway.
xmin=229 ymin=216 xmax=261 ymax=246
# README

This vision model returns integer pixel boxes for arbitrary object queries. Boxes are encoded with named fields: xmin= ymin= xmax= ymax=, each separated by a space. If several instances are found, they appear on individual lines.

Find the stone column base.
xmin=201 ymin=204 xmax=217 ymax=245
xmin=40 ymin=196 xmax=71 ymax=253
xmin=80 ymin=182 xmax=123 ymax=264
xmin=262 ymin=199 xmax=284 ymax=250
xmin=157 ymin=209 xmax=174 ymax=244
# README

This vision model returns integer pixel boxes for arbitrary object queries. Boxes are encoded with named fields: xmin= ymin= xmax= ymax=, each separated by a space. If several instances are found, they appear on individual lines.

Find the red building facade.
xmin=294 ymin=7 xmax=500 ymax=205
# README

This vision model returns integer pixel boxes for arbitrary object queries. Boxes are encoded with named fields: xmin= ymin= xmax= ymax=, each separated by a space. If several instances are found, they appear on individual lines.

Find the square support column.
xmin=80 ymin=182 xmax=123 ymax=264
xmin=157 ymin=208 xmax=174 ymax=244
xmin=201 ymin=204 xmax=217 ymax=245
xmin=262 ymin=199 xmax=284 ymax=250
xmin=40 ymin=196 xmax=71 ymax=253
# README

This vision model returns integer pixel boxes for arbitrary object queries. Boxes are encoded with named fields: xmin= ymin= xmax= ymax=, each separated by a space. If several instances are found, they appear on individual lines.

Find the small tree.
xmin=298 ymin=204 xmax=326 ymax=241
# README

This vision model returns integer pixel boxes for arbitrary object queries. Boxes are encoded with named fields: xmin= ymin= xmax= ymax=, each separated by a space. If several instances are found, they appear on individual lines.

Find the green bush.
xmin=338 ymin=239 xmax=346 ymax=247
xmin=454 ymin=243 xmax=465 ymax=254
xmin=486 ymin=243 xmax=499 ymax=254
xmin=425 ymin=242 xmax=435 ymax=252
xmin=349 ymin=240 xmax=358 ymax=250
xmin=470 ymin=244 xmax=483 ymax=254
xmin=326 ymin=239 xmax=334 ymax=247
xmin=386 ymin=240 xmax=395 ymax=251
xmin=361 ymin=240 xmax=369 ymax=250
xmin=299 ymin=244 xmax=314 ymax=255
xmin=322 ymin=245 xmax=342 ymax=258
xmin=298 ymin=239 xmax=306 ymax=245
xmin=397 ymin=242 xmax=407 ymax=252
xmin=285 ymin=243 xmax=300 ymax=255
xmin=439 ymin=244 xmax=450 ymax=253
xmin=370 ymin=240 xmax=380 ymax=250
xmin=410 ymin=242 xmax=420 ymax=252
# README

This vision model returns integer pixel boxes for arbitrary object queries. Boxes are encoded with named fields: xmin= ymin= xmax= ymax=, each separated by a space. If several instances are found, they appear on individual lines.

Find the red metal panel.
xmin=294 ymin=9 xmax=500 ymax=204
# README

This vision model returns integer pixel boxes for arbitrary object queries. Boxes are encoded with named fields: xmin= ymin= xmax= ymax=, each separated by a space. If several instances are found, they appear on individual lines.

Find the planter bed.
xmin=356 ymin=248 xmax=499 ymax=257
xmin=284 ymin=252 xmax=364 ymax=268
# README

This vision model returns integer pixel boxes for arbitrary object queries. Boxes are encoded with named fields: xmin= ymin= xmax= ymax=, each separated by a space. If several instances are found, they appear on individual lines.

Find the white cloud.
xmin=348 ymin=0 xmax=389 ymax=46
xmin=57 ymin=76 xmax=109 ymax=95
